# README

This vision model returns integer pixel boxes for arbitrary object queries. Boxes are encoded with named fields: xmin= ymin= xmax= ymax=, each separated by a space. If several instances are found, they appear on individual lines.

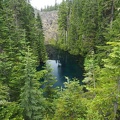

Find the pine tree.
xmin=57 ymin=0 xmax=119 ymax=56
xmin=58 ymin=0 xmax=69 ymax=50
xmin=0 ymin=0 xmax=49 ymax=119
xmin=42 ymin=64 xmax=57 ymax=119
xmin=84 ymin=12 xmax=120 ymax=120
xmin=0 ymin=2 xmax=24 ymax=113
xmin=99 ymin=14 xmax=120 ymax=119
xmin=83 ymin=51 xmax=98 ymax=91
xmin=43 ymin=64 xmax=57 ymax=99
xmin=20 ymin=47 xmax=46 ymax=120
xmin=35 ymin=13 xmax=47 ymax=63
xmin=53 ymin=79 xmax=87 ymax=120
xmin=0 ymin=0 xmax=29 ymax=102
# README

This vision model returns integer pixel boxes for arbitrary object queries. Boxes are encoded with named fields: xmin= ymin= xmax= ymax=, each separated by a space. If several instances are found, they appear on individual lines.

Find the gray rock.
xmin=34 ymin=9 xmax=58 ymax=43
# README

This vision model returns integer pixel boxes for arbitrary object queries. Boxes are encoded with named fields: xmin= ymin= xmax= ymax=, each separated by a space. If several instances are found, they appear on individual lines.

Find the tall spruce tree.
xmin=35 ymin=13 xmax=47 ymax=63
xmin=20 ymin=47 xmax=46 ymax=120
xmin=0 ymin=0 xmax=29 ymax=102
xmin=58 ymin=0 xmax=69 ymax=50
xmin=42 ymin=64 xmax=57 ymax=119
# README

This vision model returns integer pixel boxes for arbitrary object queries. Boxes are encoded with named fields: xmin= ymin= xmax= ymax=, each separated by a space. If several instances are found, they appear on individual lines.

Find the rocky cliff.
xmin=34 ymin=9 xmax=58 ymax=43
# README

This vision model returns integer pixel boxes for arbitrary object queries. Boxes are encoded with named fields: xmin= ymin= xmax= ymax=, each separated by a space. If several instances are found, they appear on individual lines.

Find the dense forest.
xmin=40 ymin=4 xmax=59 ymax=12
xmin=0 ymin=0 xmax=120 ymax=120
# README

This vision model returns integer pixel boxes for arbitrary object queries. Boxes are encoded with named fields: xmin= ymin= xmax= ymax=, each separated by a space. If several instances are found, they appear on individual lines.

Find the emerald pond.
xmin=46 ymin=45 xmax=84 ymax=87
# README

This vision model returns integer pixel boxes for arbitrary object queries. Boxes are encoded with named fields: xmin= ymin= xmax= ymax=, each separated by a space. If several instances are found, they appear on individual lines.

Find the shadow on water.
xmin=39 ymin=45 xmax=84 ymax=87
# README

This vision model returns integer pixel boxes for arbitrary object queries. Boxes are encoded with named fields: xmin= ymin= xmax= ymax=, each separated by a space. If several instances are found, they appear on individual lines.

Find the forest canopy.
xmin=0 ymin=0 xmax=120 ymax=120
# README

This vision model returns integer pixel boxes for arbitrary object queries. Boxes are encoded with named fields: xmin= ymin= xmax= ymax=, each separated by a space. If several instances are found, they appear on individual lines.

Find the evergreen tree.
xmin=83 ymin=51 xmax=99 ymax=91
xmin=0 ymin=0 xmax=47 ymax=119
xmin=42 ymin=64 xmax=57 ymax=119
xmin=43 ymin=64 xmax=57 ymax=100
xmin=58 ymin=0 xmax=69 ymax=50
xmin=0 ymin=0 xmax=29 ymax=102
xmin=35 ymin=13 xmax=47 ymax=63
xmin=20 ymin=47 xmax=46 ymax=120
xmin=53 ymin=79 xmax=87 ymax=120
xmin=83 ymin=12 xmax=120 ymax=119
xmin=57 ymin=0 xmax=120 ymax=56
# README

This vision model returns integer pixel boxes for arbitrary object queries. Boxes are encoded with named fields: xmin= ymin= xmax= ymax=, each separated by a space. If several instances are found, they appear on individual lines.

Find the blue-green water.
xmin=46 ymin=50 xmax=84 ymax=87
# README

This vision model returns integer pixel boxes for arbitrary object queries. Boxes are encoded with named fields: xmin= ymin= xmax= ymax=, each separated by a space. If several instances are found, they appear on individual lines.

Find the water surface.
xmin=46 ymin=56 xmax=83 ymax=87
xmin=45 ymin=45 xmax=84 ymax=87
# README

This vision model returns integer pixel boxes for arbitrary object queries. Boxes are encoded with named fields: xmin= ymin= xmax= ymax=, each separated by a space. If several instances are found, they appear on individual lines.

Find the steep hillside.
xmin=34 ymin=9 xmax=58 ymax=43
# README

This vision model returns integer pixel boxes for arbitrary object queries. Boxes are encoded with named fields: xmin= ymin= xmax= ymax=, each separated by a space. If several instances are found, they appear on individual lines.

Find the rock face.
xmin=34 ymin=9 xmax=58 ymax=43
xmin=40 ymin=11 xmax=58 ymax=43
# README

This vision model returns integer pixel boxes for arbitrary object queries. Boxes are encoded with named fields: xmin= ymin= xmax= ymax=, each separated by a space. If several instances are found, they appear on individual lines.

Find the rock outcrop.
xmin=34 ymin=9 xmax=58 ymax=43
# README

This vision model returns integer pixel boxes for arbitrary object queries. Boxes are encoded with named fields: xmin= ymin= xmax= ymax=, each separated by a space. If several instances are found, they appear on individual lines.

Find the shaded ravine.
xmin=46 ymin=45 xmax=84 ymax=87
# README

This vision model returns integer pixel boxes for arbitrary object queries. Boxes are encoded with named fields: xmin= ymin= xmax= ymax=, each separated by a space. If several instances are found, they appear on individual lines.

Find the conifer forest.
xmin=0 ymin=0 xmax=120 ymax=120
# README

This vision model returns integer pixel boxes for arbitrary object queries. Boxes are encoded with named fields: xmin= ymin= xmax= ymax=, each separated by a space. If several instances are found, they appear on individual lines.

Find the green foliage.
xmin=0 ymin=0 xmax=47 ymax=119
xmin=85 ymin=40 xmax=120 ymax=119
xmin=83 ymin=13 xmax=120 ymax=119
xmin=0 ymin=83 xmax=23 ymax=120
xmin=57 ymin=0 xmax=69 ymax=50
xmin=41 ymin=4 xmax=59 ymax=12
xmin=20 ymin=47 xmax=46 ymax=120
xmin=0 ymin=102 xmax=23 ymax=120
xmin=42 ymin=64 xmax=58 ymax=119
xmin=35 ymin=13 xmax=47 ymax=63
xmin=57 ymin=0 xmax=120 ymax=56
xmin=0 ymin=82 xmax=9 ymax=105
xmin=53 ymin=79 xmax=87 ymax=120
xmin=58 ymin=0 xmax=68 ymax=31
xmin=83 ymin=51 xmax=100 ymax=90
xmin=0 ymin=0 xmax=120 ymax=119
xmin=43 ymin=64 xmax=57 ymax=99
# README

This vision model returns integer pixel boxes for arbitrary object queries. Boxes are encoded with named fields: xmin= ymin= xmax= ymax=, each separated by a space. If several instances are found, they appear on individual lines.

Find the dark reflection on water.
xmin=47 ymin=59 xmax=83 ymax=87
xmin=46 ymin=60 xmax=64 ymax=87
xmin=46 ymin=46 xmax=84 ymax=87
